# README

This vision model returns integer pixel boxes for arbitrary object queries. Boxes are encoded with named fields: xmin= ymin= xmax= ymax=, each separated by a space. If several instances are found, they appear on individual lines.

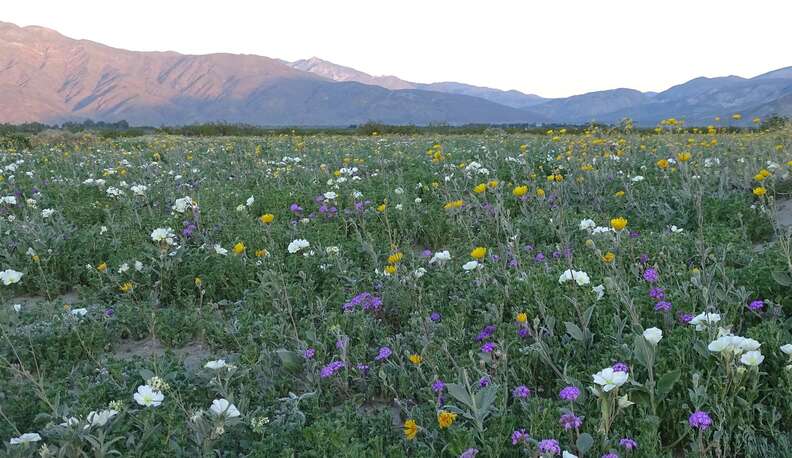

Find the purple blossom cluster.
xmin=320 ymin=360 xmax=345 ymax=378
xmin=342 ymin=292 xmax=383 ymax=312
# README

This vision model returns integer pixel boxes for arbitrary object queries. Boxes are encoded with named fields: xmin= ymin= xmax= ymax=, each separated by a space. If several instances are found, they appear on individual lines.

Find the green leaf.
xmin=446 ymin=383 xmax=473 ymax=409
xmin=576 ymin=433 xmax=594 ymax=454
xmin=276 ymin=349 xmax=303 ymax=371
xmin=772 ymin=271 xmax=792 ymax=286
xmin=565 ymin=322 xmax=584 ymax=341
xmin=656 ymin=369 xmax=681 ymax=401
xmin=139 ymin=368 xmax=155 ymax=382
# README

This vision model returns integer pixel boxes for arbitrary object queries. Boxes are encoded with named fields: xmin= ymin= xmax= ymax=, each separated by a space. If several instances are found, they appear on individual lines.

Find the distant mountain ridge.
xmin=2 ymin=20 xmax=792 ymax=126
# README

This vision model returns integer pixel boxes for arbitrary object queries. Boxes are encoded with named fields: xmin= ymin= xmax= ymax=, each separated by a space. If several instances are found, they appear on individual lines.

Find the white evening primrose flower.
xmin=246 ymin=196 xmax=255 ymax=206
xmin=413 ymin=267 xmax=427 ymax=279
xmin=209 ymin=399 xmax=241 ymax=418
xmin=214 ymin=244 xmax=229 ymax=256
xmin=689 ymin=312 xmax=721 ymax=331
xmin=131 ymin=184 xmax=148 ymax=196
xmin=1 ymin=195 xmax=17 ymax=205
xmin=462 ymin=260 xmax=480 ymax=271
xmin=670 ymin=225 xmax=684 ymax=234
xmin=562 ymin=452 xmax=578 ymax=458
xmin=781 ymin=344 xmax=792 ymax=355
xmin=12 ymin=304 xmax=21 ymax=312
xmin=71 ymin=308 xmax=88 ymax=317
xmin=134 ymin=261 xmax=144 ymax=272
xmin=740 ymin=350 xmax=764 ymax=366
xmin=172 ymin=197 xmax=194 ymax=213
xmin=559 ymin=269 xmax=590 ymax=286
xmin=150 ymin=228 xmax=176 ymax=245
xmin=9 ymin=432 xmax=41 ymax=445
xmin=204 ymin=359 xmax=227 ymax=370
xmin=593 ymin=284 xmax=605 ymax=300
xmin=86 ymin=409 xmax=118 ymax=428
xmin=0 ymin=269 xmax=23 ymax=285
xmin=429 ymin=250 xmax=451 ymax=264
xmin=41 ymin=208 xmax=55 ymax=218
xmin=287 ymin=239 xmax=310 ymax=254
xmin=592 ymin=367 xmax=628 ymax=392
xmin=323 ymin=191 xmax=337 ymax=200
xmin=643 ymin=327 xmax=663 ymax=345
xmin=579 ymin=219 xmax=596 ymax=231
xmin=133 ymin=385 xmax=164 ymax=407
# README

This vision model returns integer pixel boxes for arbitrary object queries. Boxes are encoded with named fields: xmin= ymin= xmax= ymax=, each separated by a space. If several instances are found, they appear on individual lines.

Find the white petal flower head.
xmin=9 ymin=432 xmax=41 ymax=445
xmin=287 ymin=239 xmax=310 ymax=254
xmin=70 ymin=308 xmax=88 ymax=317
xmin=134 ymin=384 xmax=164 ymax=407
xmin=689 ymin=312 xmax=721 ymax=331
xmin=172 ymin=196 xmax=194 ymax=213
xmin=429 ymin=250 xmax=451 ymax=264
xmin=462 ymin=260 xmax=480 ymax=271
xmin=246 ymin=196 xmax=255 ymax=206
xmin=781 ymin=344 xmax=792 ymax=355
xmin=86 ymin=409 xmax=118 ymax=428
xmin=0 ymin=269 xmax=23 ymax=286
xmin=579 ymin=219 xmax=596 ymax=231
xmin=643 ymin=327 xmax=663 ymax=345
xmin=210 ymin=398 xmax=241 ymax=418
xmin=323 ymin=191 xmax=337 ymax=200
xmin=214 ymin=244 xmax=229 ymax=256
xmin=562 ymin=451 xmax=578 ymax=458
xmin=204 ymin=359 xmax=227 ymax=370
xmin=560 ymin=269 xmax=590 ymax=286
xmin=593 ymin=284 xmax=605 ymax=301
xmin=740 ymin=350 xmax=764 ymax=366
xmin=150 ymin=228 xmax=176 ymax=246
xmin=592 ymin=367 xmax=629 ymax=392
xmin=41 ymin=208 xmax=55 ymax=218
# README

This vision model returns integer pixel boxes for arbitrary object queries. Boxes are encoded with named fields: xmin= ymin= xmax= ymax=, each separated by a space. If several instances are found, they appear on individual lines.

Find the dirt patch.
xmin=9 ymin=290 xmax=79 ymax=308
xmin=110 ymin=337 xmax=213 ymax=371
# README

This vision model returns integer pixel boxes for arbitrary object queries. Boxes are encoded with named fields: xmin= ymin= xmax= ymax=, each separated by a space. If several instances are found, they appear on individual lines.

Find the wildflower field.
xmin=1 ymin=126 xmax=792 ymax=457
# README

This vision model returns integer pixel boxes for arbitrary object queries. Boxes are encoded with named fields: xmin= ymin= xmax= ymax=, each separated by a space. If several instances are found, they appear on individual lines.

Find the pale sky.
xmin=4 ymin=0 xmax=791 ymax=98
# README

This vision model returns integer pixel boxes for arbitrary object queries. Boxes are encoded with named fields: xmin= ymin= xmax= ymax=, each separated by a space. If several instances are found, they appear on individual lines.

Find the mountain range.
xmin=1 ymin=20 xmax=791 ymax=127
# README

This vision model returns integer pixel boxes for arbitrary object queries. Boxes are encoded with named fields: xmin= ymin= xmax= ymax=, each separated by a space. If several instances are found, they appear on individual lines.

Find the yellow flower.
xmin=535 ymin=188 xmax=545 ymax=198
xmin=404 ymin=419 xmax=418 ymax=440
xmin=656 ymin=159 xmax=669 ymax=170
xmin=97 ymin=262 xmax=108 ymax=272
xmin=547 ymin=173 xmax=564 ymax=182
xmin=753 ymin=187 xmax=767 ymax=197
xmin=610 ymin=217 xmax=628 ymax=232
xmin=470 ymin=247 xmax=487 ymax=260
xmin=377 ymin=203 xmax=387 ymax=212
xmin=233 ymin=242 xmax=246 ymax=255
xmin=443 ymin=199 xmax=464 ymax=210
xmin=516 ymin=312 xmax=528 ymax=323
xmin=384 ymin=265 xmax=397 ymax=275
xmin=473 ymin=183 xmax=487 ymax=194
xmin=255 ymin=249 xmax=269 ymax=258
xmin=119 ymin=281 xmax=134 ymax=293
xmin=614 ymin=191 xmax=625 ymax=198
xmin=676 ymin=152 xmax=691 ymax=162
xmin=754 ymin=173 xmax=766 ymax=182
xmin=194 ymin=277 xmax=203 ymax=287
xmin=512 ymin=186 xmax=528 ymax=197
xmin=732 ymin=113 xmax=742 ymax=121
xmin=387 ymin=252 xmax=404 ymax=264
xmin=602 ymin=252 xmax=615 ymax=263
xmin=437 ymin=410 xmax=457 ymax=429
xmin=408 ymin=354 xmax=423 ymax=365
xmin=487 ymin=180 xmax=499 ymax=189
xmin=31 ymin=255 xmax=40 ymax=263
xmin=259 ymin=213 xmax=275 ymax=224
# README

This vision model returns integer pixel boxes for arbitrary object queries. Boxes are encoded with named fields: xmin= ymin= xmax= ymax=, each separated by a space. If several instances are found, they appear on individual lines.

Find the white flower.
xmin=134 ymin=384 xmax=164 ymax=407
xmin=559 ymin=269 xmax=590 ymax=286
xmin=707 ymin=335 xmax=761 ymax=354
xmin=209 ymin=399 xmax=241 ymax=418
xmin=394 ymin=187 xmax=404 ymax=195
xmin=1 ymin=195 xmax=17 ymax=205
xmin=9 ymin=432 xmax=41 ymax=445
xmin=134 ymin=261 xmax=144 ymax=272
xmin=41 ymin=208 xmax=55 ymax=218
xmin=414 ymin=197 xmax=422 ymax=204
xmin=100 ymin=226 xmax=108 ymax=234
xmin=172 ymin=197 xmax=194 ymax=213
xmin=323 ymin=191 xmax=337 ymax=200
xmin=246 ymin=196 xmax=255 ymax=206
xmin=71 ymin=308 xmax=88 ymax=317
xmin=562 ymin=452 xmax=578 ymax=458
xmin=591 ymin=226 xmax=613 ymax=235
xmin=287 ymin=239 xmax=310 ymax=254
xmin=204 ymin=359 xmax=227 ymax=370
xmin=592 ymin=367 xmax=629 ymax=392
xmin=106 ymin=187 xmax=124 ymax=197
xmin=0 ymin=269 xmax=23 ymax=285
xmin=643 ymin=327 xmax=663 ymax=345
xmin=429 ymin=250 xmax=451 ymax=264
xmin=13 ymin=303 xmax=21 ymax=312
xmin=118 ymin=263 xmax=130 ymax=273
xmin=462 ymin=260 xmax=480 ymax=271
xmin=740 ymin=350 xmax=764 ymax=366
xmin=670 ymin=225 xmax=684 ymax=234
xmin=86 ymin=409 xmax=118 ymax=428
xmin=781 ymin=344 xmax=792 ymax=355
xmin=325 ymin=246 xmax=340 ymax=255
xmin=413 ymin=267 xmax=427 ymax=279
xmin=236 ymin=204 xmax=246 ymax=212
xmin=214 ymin=244 xmax=228 ymax=256
xmin=131 ymin=184 xmax=148 ymax=196
xmin=579 ymin=219 xmax=596 ymax=231
xmin=593 ymin=284 xmax=605 ymax=300
xmin=150 ymin=228 xmax=176 ymax=246
xmin=689 ymin=312 xmax=721 ymax=331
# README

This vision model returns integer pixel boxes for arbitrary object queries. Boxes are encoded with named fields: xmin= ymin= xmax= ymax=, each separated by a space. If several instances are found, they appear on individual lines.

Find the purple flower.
xmin=342 ymin=292 xmax=382 ymax=312
xmin=481 ymin=342 xmax=496 ymax=353
xmin=655 ymin=301 xmax=672 ymax=312
xmin=356 ymin=364 xmax=370 ymax=375
xmin=320 ymin=360 xmax=345 ymax=378
xmin=182 ymin=222 xmax=197 ymax=238
xmin=688 ymin=410 xmax=713 ymax=430
xmin=335 ymin=337 xmax=348 ymax=350
xmin=459 ymin=448 xmax=479 ymax=458
xmin=649 ymin=287 xmax=665 ymax=301
xmin=430 ymin=312 xmax=442 ymax=322
xmin=104 ymin=308 xmax=114 ymax=318
xmin=748 ymin=299 xmax=764 ymax=311
xmin=478 ymin=376 xmax=491 ymax=388
xmin=612 ymin=362 xmax=629 ymax=373
xmin=512 ymin=385 xmax=531 ymax=398
xmin=303 ymin=348 xmax=316 ymax=359
xmin=602 ymin=454 xmax=619 ymax=458
xmin=619 ymin=438 xmax=638 ymax=450
xmin=511 ymin=429 xmax=528 ymax=445
xmin=678 ymin=312 xmax=694 ymax=324
xmin=432 ymin=379 xmax=446 ymax=393
xmin=517 ymin=327 xmax=530 ymax=338
xmin=421 ymin=249 xmax=433 ymax=257
xmin=639 ymin=254 xmax=649 ymax=264
xmin=538 ymin=439 xmax=561 ymax=455
xmin=629 ymin=230 xmax=640 ymax=238
xmin=476 ymin=325 xmax=496 ymax=341
xmin=559 ymin=385 xmax=581 ymax=401
xmin=374 ymin=346 xmax=392 ymax=361
xmin=559 ymin=413 xmax=583 ymax=430
xmin=289 ymin=203 xmax=303 ymax=213
xmin=643 ymin=267 xmax=659 ymax=283
xmin=534 ymin=252 xmax=546 ymax=263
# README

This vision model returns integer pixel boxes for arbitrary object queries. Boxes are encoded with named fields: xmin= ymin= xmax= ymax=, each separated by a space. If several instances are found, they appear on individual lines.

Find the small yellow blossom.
xmin=259 ymin=213 xmax=275 ymax=224
xmin=437 ymin=410 xmax=457 ymax=429
xmin=233 ymin=242 xmax=246 ymax=255
xmin=610 ymin=217 xmax=628 ymax=232
xmin=404 ymin=419 xmax=418 ymax=440
xmin=470 ymin=247 xmax=487 ymax=260
xmin=408 ymin=354 xmax=423 ymax=365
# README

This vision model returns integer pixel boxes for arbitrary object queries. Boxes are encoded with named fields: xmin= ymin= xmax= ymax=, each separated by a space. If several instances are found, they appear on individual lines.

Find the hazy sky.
xmin=5 ymin=0 xmax=791 ymax=98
